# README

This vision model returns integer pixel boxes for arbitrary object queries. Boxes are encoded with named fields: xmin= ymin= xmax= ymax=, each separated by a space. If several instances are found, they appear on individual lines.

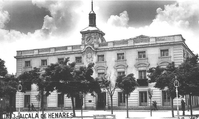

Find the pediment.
xmin=95 ymin=65 xmax=107 ymax=70
xmin=94 ymin=63 xmax=108 ymax=73
xmin=134 ymin=62 xmax=150 ymax=69
xmin=114 ymin=63 xmax=128 ymax=69
xmin=82 ymin=45 xmax=96 ymax=53
xmin=158 ymin=61 xmax=171 ymax=67
xmin=133 ymin=35 xmax=150 ymax=43
xmin=135 ymin=35 xmax=150 ymax=39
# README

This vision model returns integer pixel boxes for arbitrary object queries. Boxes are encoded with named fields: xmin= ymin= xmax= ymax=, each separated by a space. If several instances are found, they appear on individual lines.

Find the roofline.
xmin=15 ymin=34 xmax=187 ymax=52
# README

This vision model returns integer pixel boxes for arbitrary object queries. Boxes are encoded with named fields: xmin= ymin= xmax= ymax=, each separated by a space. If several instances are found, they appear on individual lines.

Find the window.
xmin=97 ymin=55 xmax=104 ymax=62
xmin=138 ymin=51 xmax=146 ymax=58
xmin=162 ymin=91 xmax=170 ymax=106
xmin=25 ymin=61 xmax=31 ymax=67
xmin=139 ymin=91 xmax=147 ymax=106
xmin=118 ymin=92 xmax=125 ymax=106
xmin=24 ymin=95 xmax=30 ymax=108
xmin=98 ymin=72 xmax=105 ymax=78
xmin=41 ymin=59 xmax=47 ymax=66
xmin=75 ymin=57 xmax=82 ymax=63
xmin=58 ymin=94 xmax=64 ymax=107
xmin=118 ymin=71 xmax=125 ymax=76
xmin=160 ymin=49 xmax=169 ymax=57
xmin=138 ymin=70 xmax=146 ymax=79
xmin=117 ymin=53 xmax=124 ymax=60
xmin=183 ymin=50 xmax=186 ymax=58
xmin=186 ymin=52 xmax=189 ymax=58
xmin=58 ymin=58 xmax=64 ymax=64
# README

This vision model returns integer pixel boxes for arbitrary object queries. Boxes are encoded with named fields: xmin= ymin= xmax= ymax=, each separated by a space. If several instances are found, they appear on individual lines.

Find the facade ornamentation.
xmin=85 ymin=47 xmax=94 ymax=63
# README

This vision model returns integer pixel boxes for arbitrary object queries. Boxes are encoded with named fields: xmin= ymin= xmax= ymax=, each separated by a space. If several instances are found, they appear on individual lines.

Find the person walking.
xmin=28 ymin=103 xmax=31 ymax=111
xmin=181 ymin=99 xmax=185 ymax=116
xmin=153 ymin=101 xmax=158 ymax=110
xmin=31 ymin=103 xmax=35 ymax=111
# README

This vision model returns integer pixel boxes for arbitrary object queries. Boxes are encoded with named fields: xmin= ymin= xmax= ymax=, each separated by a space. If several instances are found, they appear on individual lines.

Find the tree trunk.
xmin=171 ymin=97 xmax=174 ymax=117
xmin=189 ymin=94 xmax=193 ymax=118
xmin=150 ymin=98 xmax=152 ymax=117
xmin=9 ymin=93 xmax=13 ymax=119
xmin=81 ymin=94 xmax=83 ymax=119
xmin=41 ymin=89 xmax=44 ymax=119
xmin=71 ymin=95 xmax=76 ymax=117
xmin=126 ymin=94 xmax=129 ymax=118
xmin=110 ymin=95 xmax=113 ymax=114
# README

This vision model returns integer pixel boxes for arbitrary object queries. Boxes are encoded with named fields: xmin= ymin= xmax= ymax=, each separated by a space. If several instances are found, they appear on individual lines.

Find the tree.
xmin=148 ymin=62 xmax=177 ymax=117
xmin=17 ymin=67 xmax=49 ymax=118
xmin=0 ymin=58 xmax=8 ymax=96
xmin=0 ymin=58 xmax=7 ymax=77
xmin=96 ymin=73 xmax=117 ymax=114
xmin=43 ymin=58 xmax=76 ymax=116
xmin=116 ymin=73 xmax=138 ymax=118
xmin=0 ymin=59 xmax=18 ymax=118
xmin=44 ymin=58 xmax=101 ymax=117
xmin=177 ymin=55 xmax=199 ymax=117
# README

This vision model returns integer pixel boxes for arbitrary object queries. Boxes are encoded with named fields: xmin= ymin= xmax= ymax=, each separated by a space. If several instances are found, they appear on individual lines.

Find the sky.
xmin=0 ymin=0 xmax=199 ymax=74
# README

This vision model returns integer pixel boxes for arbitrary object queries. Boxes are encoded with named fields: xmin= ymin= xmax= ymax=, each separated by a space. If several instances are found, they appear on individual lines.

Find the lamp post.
xmin=0 ymin=98 xmax=3 ymax=119
xmin=80 ymin=92 xmax=83 ymax=119
xmin=41 ymin=79 xmax=46 ymax=119
xmin=0 ymin=76 xmax=3 ymax=119
xmin=18 ymin=81 xmax=22 ymax=118
xmin=39 ymin=70 xmax=46 ymax=119
xmin=174 ymin=77 xmax=179 ymax=119
xmin=148 ymin=88 xmax=153 ymax=117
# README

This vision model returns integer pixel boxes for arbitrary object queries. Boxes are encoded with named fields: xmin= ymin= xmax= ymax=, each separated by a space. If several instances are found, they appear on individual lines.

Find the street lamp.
xmin=18 ymin=81 xmax=22 ymax=118
xmin=174 ymin=76 xmax=179 ymax=119
xmin=41 ymin=79 xmax=46 ymax=119
xmin=148 ymin=88 xmax=153 ymax=117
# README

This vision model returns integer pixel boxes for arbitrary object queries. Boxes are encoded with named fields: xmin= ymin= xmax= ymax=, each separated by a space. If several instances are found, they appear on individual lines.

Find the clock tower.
xmin=80 ymin=0 xmax=106 ymax=45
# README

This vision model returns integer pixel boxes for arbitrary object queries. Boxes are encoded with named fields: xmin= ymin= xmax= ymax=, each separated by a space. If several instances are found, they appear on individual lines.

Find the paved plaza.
xmin=72 ymin=110 xmax=198 ymax=119
xmin=8 ymin=109 xmax=199 ymax=119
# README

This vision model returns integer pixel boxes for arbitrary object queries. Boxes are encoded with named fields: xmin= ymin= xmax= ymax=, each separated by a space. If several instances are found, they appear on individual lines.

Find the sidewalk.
xmin=10 ymin=109 xmax=199 ymax=119
xmin=72 ymin=110 xmax=198 ymax=119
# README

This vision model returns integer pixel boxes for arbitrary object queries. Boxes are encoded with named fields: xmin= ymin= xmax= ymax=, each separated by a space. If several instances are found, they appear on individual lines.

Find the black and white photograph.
xmin=0 ymin=0 xmax=199 ymax=119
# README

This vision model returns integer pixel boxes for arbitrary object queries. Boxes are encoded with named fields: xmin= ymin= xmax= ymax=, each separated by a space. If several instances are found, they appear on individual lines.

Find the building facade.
xmin=15 ymin=2 xmax=198 ymax=110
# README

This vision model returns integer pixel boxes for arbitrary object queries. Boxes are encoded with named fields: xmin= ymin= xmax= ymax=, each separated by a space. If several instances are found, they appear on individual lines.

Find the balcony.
xmin=137 ymin=79 xmax=148 ymax=86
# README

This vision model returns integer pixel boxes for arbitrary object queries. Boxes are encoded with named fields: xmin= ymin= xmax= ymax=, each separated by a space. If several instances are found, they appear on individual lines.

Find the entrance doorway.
xmin=75 ymin=94 xmax=83 ymax=109
xmin=97 ymin=92 xmax=106 ymax=110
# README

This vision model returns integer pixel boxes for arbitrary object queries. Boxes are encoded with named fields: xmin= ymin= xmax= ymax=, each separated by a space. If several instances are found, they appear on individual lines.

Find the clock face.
xmin=86 ymin=36 xmax=93 ymax=44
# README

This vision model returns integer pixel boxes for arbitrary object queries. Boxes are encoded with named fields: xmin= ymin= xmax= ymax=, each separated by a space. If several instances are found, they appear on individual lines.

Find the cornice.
xmin=96 ymin=41 xmax=185 ymax=52
xmin=15 ymin=50 xmax=82 ymax=59
xmin=15 ymin=41 xmax=185 ymax=59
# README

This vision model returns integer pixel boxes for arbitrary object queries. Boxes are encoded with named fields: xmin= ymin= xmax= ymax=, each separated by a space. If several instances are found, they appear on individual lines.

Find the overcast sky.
xmin=0 ymin=0 xmax=199 ymax=74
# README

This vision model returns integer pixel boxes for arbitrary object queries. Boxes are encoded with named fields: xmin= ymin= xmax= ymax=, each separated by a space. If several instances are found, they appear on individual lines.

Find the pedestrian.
xmin=153 ymin=101 xmax=158 ymax=110
xmin=31 ymin=103 xmax=36 ymax=111
xmin=187 ymin=100 xmax=189 ymax=111
xmin=181 ymin=99 xmax=185 ymax=116
xmin=10 ymin=106 xmax=14 ymax=118
xmin=6 ymin=105 xmax=10 ymax=117
xmin=28 ymin=103 xmax=31 ymax=111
